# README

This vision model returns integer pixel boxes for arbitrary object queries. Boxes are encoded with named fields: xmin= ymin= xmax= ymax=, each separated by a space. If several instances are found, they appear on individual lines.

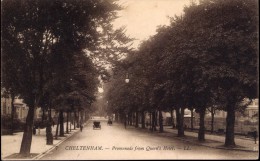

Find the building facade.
xmin=1 ymin=97 xmax=12 ymax=116
xmin=1 ymin=96 xmax=44 ymax=122
xmin=13 ymin=99 xmax=29 ymax=122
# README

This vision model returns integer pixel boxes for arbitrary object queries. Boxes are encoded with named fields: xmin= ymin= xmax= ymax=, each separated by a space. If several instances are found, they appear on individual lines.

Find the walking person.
xmin=124 ymin=120 xmax=127 ymax=129
xmin=52 ymin=118 xmax=55 ymax=127
xmin=33 ymin=126 xmax=36 ymax=135
xmin=38 ymin=126 xmax=41 ymax=135
xmin=80 ymin=124 xmax=83 ymax=132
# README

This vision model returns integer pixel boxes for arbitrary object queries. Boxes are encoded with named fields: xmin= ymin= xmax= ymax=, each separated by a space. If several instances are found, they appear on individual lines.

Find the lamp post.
xmin=124 ymin=73 xmax=130 ymax=128
xmin=125 ymin=73 xmax=130 ymax=84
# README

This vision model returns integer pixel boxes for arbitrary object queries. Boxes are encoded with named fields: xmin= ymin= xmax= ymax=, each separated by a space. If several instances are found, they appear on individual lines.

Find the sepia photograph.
xmin=1 ymin=0 xmax=259 ymax=160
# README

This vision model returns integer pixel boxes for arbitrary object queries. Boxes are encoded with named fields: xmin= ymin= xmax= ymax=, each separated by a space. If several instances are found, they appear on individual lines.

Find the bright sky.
xmin=113 ymin=0 xmax=191 ymax=49
xmin=99 ymin=0 xmax=192 ymax=93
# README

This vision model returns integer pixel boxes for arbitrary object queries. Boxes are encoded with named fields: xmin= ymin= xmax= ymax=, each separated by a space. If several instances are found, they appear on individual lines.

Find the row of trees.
xmin=107 ymin=0 xmax=258 ymax=147
xmin=2 ymin=0 xmax=131 ymax=156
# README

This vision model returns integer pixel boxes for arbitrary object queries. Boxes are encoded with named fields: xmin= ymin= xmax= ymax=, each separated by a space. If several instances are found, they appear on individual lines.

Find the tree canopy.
xmin=1 ymin=0 xmax=127 ymax=156
xmin=106 ymin=0 xmax=258 ymax=146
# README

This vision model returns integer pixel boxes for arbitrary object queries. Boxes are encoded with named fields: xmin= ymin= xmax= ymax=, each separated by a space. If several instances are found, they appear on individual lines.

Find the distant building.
xmin=1 ymin=95 xmax=56 ymax=122
xmin=1 ymin=96 xmax=30 ymax=122
xmin=159 ymin=98 xmax=258 ymax=133
xmin=35 ymin=107 xmax=56 ymax=120
xmin=209 ymin=98 xmax=259 ymax=119
xmin=14 ymin=99 xmax=29 ymax=122
xmin=245 ymin=99 xmax=258 ymax=118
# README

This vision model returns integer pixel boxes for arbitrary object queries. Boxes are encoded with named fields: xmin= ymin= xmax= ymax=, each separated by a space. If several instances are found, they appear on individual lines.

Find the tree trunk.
xmin=129 ymin=113 xmax=132 ymax=125
xmin=149 ymin=112 xmax=152 ymax=130
xmin=129 ymin=112 xmax=133 ymax=126
xmin=141 ymin=111 xmax=145 ymax=129
xmin=118 ymin=112 xmax=122 ymax=123
xmin=225 ymin=105 xmax=236 ymax=147
xmin=59 ymin=110 xmax=64 ymax=137
xmin=152 ymin=111 xmax=157 ymax=131
xmin=84 ymin=111 xmax=86 ymax=123
xmin=176 ymin=107 xmax=184 ymax=137
xmin=124 ymin=114 xmax=127 ymax=128
xmin=176 ymin=108 xmax=180 ymax=131
xmin=85 ymin=111 xmax=88 ymax=122
xmin=171 ymin=109 xmax=175 ymax=128
xmin=10 ymin=93 xmax=15 ymax=135
xmin=66 ymin=111 xmax=69 ymax=134
xmin=132 ymin=113 xmax=134 ymax=126
xmin=159 ymin=110 xmax=163 ymax=132
xmin=77 ymin=110 xmax=80 ymax=128
xmin=41 ymin=108 xmax=45 ymax=123
xmin=118 ymin=112 xmax=121 ymax=122
xmin=198 ymin=108 xmax=206 ymax=142
xmin=155 ymin=110 xmax=158 ymax=126
xmin=131 ymin=113 xmax=133 ymax=126
xmin=179 ymin=107 xmax=185 ymax=136
xmin=151 ymin=112 xmax=154 ymax=132
xmin=80 ymin=110 xmax=83 ymax=125
xmin=19 ymin=104 xmax=35 ymax=156
xmin=211 ymin=108 xmax=215 ymax=134
xmin=55 ymin=116 xmax=60 ymax=139
xmin=191 ymin=108 xmax=194 ymax=131
xmin=46 ymin=105 xmax=53 ymax=145
xmin=70 ymin=112 xmax=72 ymax=132
xmin=115 ymin=112 xmax=118 ymax=122
xmin=118 ymin=113 xmax=121 ymax=123
xmin=135 ymin=111 xmax=139 ymax=128
xmin=74 ymin=111 xmax=76 ymax=129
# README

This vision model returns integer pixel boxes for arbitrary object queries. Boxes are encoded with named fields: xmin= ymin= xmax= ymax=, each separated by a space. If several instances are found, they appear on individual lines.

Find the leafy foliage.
xmin=106 ymin=0 xmax=258 ymax=144
xmin=2 ymin=0 xmax=124 ymax=155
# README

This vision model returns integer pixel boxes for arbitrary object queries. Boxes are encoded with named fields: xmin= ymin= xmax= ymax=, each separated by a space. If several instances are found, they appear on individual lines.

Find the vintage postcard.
xmin=1 ymin=0 xmax=259 ymax=160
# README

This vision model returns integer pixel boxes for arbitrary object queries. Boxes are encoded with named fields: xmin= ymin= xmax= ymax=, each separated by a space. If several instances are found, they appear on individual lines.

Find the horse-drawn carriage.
xmin=93 ymin=121 xmax=101 ymax=130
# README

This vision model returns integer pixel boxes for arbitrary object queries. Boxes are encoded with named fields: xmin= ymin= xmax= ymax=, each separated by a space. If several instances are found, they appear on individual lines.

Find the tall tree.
xmin=2 ymin=0 xmax=121 ymax=156
xmin=184 ymin=0 xmax=258 ymax=146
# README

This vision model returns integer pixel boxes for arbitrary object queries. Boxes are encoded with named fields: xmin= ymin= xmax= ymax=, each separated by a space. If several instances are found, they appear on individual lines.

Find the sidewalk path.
xmin=163 ymin=127 xmax=258 ymax=152
xmin=132 ymin=124 xmax=259 ymax=152
xmin=1 ymin=122 xmax=88 ymax=160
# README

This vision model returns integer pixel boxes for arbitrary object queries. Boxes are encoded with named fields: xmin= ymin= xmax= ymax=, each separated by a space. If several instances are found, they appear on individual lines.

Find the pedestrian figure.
xmin=38 ymin=127 xmax=41 ymax=135
xmin=107 ymin=119 xmax=112 ymax=126
xmin=124 ymin=120 xmax=127 ymax=129
xmin=80 ymin=124 xmax=83 ymax=132
xmin=33 ymin=126 xmax=36 ymax=135
xmin=145 ymin=122 xmax=149 ymax=127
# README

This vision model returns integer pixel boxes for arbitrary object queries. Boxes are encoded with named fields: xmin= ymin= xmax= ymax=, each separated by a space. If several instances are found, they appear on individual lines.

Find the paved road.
xmin=40 ymin=121 xmax=258 ymax=160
